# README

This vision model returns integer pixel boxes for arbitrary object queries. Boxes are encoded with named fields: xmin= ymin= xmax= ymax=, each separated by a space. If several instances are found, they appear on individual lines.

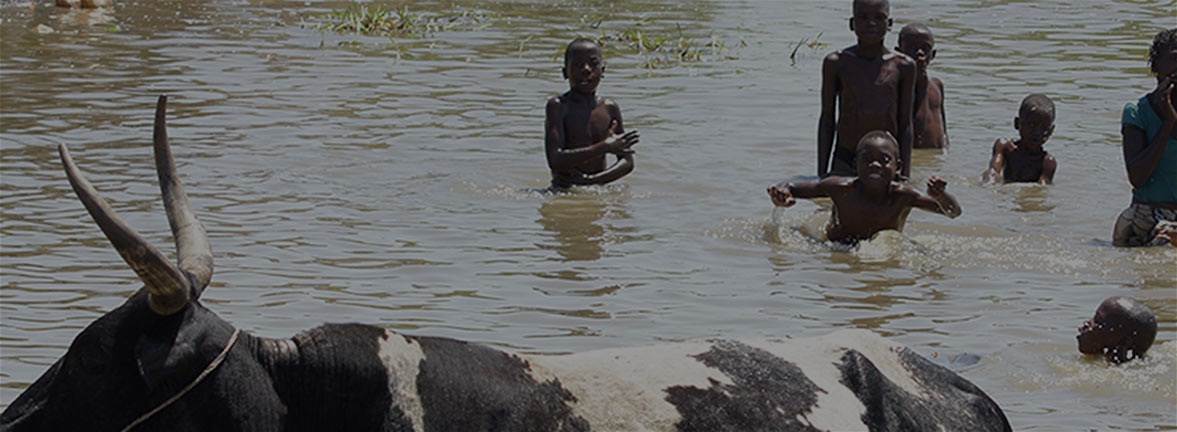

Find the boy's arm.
xmin=544 ymin=97 xmax=638 ymax=172
xmin=768 ymin=177 xmax=845 ymax=206
xmin=565 ymin=102 xmax=637 ymax=186
xmin=817 ymin=52 xmax=840 ymax=178
xmin=1039 ymin=154 xmax=1057 ymax=184
xmin=937 ymin=78 xmax=949 ymax=148
xmin=982 ymin=139 xmax=1009 ymax=183
xmin=896 ymin=58 xmax=916 ymax=180
xmin=910 ymin=176 xmax=961 ymax=217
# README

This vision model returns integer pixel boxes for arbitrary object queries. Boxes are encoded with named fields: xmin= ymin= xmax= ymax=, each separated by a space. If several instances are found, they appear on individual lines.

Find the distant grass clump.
xmin=583 ymin=16 xmax=744 ymax=69
xmin=322 ymin=2 xmax=490 ymax=37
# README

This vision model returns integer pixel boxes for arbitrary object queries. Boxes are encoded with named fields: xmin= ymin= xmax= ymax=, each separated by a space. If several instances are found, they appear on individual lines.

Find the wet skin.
xmin=896 ymin=28 xmax=948 ymax=149
xmin=544 ymin=42 xmax=639 ymax=188
xmin=984 ymin=108 xmax=1057 ymax=184
xmin=770 ymin=136 xmax=960 ymax=243
xmin=818 ymin=0 xmax=916 ymax=179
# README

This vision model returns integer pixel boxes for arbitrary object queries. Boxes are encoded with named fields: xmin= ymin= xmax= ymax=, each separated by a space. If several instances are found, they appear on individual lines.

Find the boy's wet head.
xmin=1077 ymin=296 xmax=1158 ymax=364
xmin=1015 ymin=93 xmax=1055 ymax=146
xmin=855 ymin=130 xmax=899 ymax=181
xmin=897 ymin=24 xmax=935 ymax=68
xmin=563 ymin=38 xmax=604 ymax=96
xmin=1148 ymin=28 xmax=1177 ymax=78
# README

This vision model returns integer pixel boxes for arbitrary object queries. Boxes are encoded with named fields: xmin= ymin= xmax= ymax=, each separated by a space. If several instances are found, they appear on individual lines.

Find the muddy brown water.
xmin=1 ymin=0 xmax=1175 ymax=429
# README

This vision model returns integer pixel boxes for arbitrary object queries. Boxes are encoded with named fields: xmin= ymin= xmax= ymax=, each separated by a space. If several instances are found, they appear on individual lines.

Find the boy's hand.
xmin=1151 ymin=72 xmax=1177 ymax=124
xmin=603 ymin=119 xmax=640 ymax=154
xmin=767 ymin=183 xmax=796 ymax=207
xmin=1155 ymin=225 xmax=1177 ymax=247
xmin=926 ymin=176 xmax=947 ymax=196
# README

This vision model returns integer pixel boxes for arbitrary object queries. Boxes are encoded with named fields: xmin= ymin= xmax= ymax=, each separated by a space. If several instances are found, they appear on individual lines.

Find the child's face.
xmin=1152 ymin=43 xmax=1177 ymax=81
xmin=563 ymin=44 xmax=603 ymax=96
xmin=855 ymin=137 xmax=899 ymax=184
xmin=898 ymin=31 xmax=935 ymax=70
xmin=1015 ymin=109 xmax=1054 ymax=148
xmin=850 ymin=0 xmax=891 ymax=45
xmin=1077 ymin=302 xmax=1135 ymax=362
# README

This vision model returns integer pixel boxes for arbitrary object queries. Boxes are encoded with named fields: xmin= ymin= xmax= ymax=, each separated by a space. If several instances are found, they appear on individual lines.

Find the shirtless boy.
xmin=1077 ymin=296 xmax=1157 ymax=364
xmin=545 ymin=38 xmax=639 ymax=189
xmin=769 ymin=130 xmax=961 ymax=244
xmin=983 ymin=94 xmax=1058 ymax=184
xmin=896 ymin=23 xmax=948 ymax=149
xmin=818 ymin=0 xmax=916 ymax=180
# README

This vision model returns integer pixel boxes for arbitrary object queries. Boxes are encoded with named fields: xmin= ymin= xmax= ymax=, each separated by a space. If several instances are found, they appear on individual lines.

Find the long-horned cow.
xmin=0 ymin=96 xmax=1011 ymax=432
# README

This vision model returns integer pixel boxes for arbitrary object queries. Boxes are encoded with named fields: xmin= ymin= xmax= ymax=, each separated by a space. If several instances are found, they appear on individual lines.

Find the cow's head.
xmin=1 ymin=96 xmax=265 ymax=431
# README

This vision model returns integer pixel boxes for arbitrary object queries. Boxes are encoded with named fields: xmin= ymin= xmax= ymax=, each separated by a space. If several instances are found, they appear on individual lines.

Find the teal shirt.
xmin=1122 ymin=95 xmax=1177 ymax=203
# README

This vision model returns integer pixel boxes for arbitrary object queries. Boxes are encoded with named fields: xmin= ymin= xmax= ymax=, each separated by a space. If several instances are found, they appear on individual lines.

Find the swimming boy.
xmin=769 ymin=130 xmax=961 ymax=244
xmin=545 ymin=37 xmax=639 ymax=189
xmin=896 ymin=23 xmax=948 ymax=149
xmin=1077 ymin=296 xmax=1157 ymax=364
xmin=1113 ymin=27 xmax=1176 ymax=247
xmin=818 ymin=0 xmax=916 ymax=180
xmin=982 ymin=94 xmax=1058 ymax=184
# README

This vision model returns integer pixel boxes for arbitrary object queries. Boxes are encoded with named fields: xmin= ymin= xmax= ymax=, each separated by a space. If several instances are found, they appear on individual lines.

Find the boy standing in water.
xmin=769 ymin=130 xmax=961 ymax=244
xmin=818 ymin=0 xmax=916 ymax=180
xmin=983 ymin=94 xmax=1058 ymax=184
xmin=545 ymin=37 xmax=640 ymax=190
xmin=896 ymin=23 xmax=948 ymax=149
xmin=1077 ymin=296 xmax=1157 ymax=364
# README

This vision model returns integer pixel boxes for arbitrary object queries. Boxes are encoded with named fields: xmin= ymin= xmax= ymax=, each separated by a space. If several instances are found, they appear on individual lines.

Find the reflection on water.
xmin=537 ymin=194 xmax=609 ymax=262
xmin=2 ymin=0 xmax=1176 ymax=430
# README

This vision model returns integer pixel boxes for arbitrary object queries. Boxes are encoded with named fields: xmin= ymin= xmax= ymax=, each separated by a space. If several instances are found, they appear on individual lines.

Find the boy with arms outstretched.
xmin=545 ymin=38 xmax=640 ymax=189
xmin=896 ymin=23 xmax=948 ymax=149
xmin=770 ymin=131 xmax=961 ymax=244
xmin=982 ymin=94 xmax=1058 ymax=184
xmin=818 ymin=0 xmax=916 ymax=179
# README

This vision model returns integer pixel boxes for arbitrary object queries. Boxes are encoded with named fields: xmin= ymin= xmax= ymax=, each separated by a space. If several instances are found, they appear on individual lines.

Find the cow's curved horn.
xmin=153 ymin=95 xmax=213 ymax=295
xmin=59 ymin=143 xmax=190 ymax=316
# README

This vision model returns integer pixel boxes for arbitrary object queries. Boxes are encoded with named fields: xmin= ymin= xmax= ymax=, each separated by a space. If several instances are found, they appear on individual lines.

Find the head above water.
xmin=562 ymin=37 xmax=604 ymax=95
xmin=855 ymin=130 xmax=900 ymax=181
xmin=849 ymin=0 xmax=892 ymax=45
xmin=1014 ymin=93 xmax=1055 ymax=147
xmin=898 ymin=23 xmax=933 ymax=46
xmin=1077 ymin=296 xmax=1157 ymax=364
xmin=1148 ymin=27 xmax=1177 ymax=79
xmin=897 ymin=23 xmax=936 ymax=68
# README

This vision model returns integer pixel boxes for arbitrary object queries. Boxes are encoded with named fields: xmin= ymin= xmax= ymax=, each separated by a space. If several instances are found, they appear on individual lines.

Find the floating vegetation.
xmin=320 ymin=2 xmax=491 ymax=37
xmin=789 ymin=32 xmax=828 ymax=65
xmin=585 ymin=16 xmax=745 ymax=69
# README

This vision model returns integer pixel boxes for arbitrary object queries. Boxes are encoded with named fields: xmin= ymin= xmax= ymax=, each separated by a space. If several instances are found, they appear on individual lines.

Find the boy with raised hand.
xmin=770 ymin=130 xmax=960 ymax=244
xmin=818 ymin=0 xmax=916 ymax=180
xmin=545 ymin=38 xmax=640 ymax=190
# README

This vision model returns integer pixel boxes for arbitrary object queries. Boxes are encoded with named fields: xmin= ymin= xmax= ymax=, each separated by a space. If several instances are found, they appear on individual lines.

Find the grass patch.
xmin=789 ymin=32 xmax=828 ymax=65
xmin=583 ymin=16 xmax=744 ymax=69
xmin=321 ymin=2 xmax=490 ymax=37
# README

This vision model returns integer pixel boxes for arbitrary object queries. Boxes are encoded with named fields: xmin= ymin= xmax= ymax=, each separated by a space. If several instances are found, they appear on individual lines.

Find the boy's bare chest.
xmin=563 ymin=104 xmax=612 ymax=148
xmin=1004 ymin=149 xmax=1045 ymax=182
xmin=839 ymin=57 xmax=902 ymax=92
xmin=834 ymin=192 xmax=908 ymax=230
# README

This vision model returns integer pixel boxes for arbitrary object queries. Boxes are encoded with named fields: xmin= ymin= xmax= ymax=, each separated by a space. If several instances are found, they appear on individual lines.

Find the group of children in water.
xmin=544 ymin=1 xmax=1170 ymax=363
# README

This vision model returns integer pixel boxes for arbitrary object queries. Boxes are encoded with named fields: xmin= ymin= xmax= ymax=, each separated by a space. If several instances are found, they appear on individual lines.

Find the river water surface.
xmin=1 ymin=0 xmax=1175 ymax=429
